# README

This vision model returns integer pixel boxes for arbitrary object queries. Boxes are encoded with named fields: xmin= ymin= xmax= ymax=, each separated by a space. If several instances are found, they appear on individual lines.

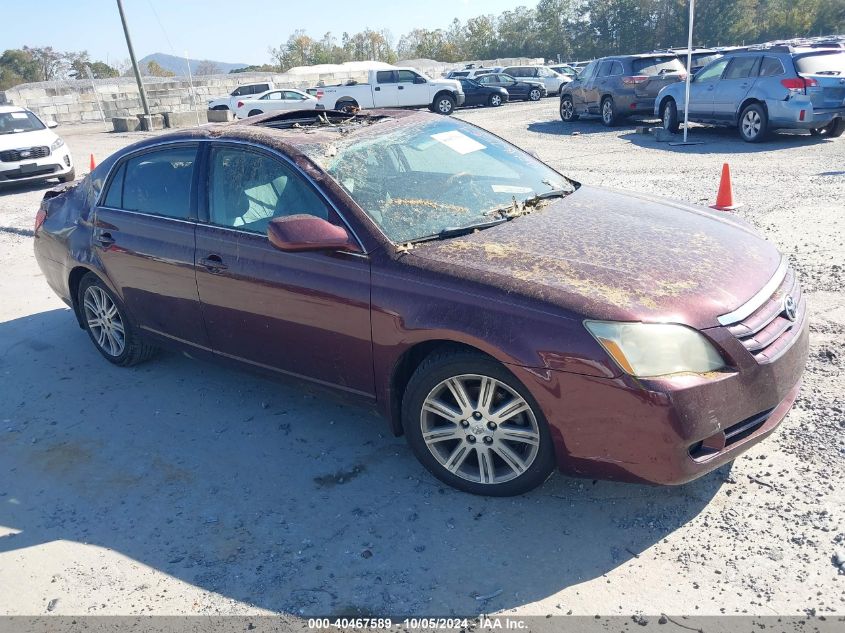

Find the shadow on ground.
xmin=621 ymin=125 xmax=833 ymax=154
xmin=0 ymin=180 xmax=61 ymax=197
xmin=0 ymin=309 xmax=727 ymax=616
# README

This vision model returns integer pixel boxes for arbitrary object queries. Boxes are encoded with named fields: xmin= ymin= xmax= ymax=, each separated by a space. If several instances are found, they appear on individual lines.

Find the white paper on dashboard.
xmin=431 ymin=130 xmax=486 ymax=155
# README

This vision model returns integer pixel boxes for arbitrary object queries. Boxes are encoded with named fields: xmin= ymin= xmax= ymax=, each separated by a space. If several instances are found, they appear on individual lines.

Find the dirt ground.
xmin=0 ymin=101 xmax=842 ymax=619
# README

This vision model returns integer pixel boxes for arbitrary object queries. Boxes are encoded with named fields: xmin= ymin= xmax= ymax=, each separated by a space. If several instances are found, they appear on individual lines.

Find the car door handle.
xmin=374 ymin=86 xmax=380 ymax=91
xmin=398 ymin=85 xmax=404 ymax=90
xmin=199 ymin=254 xmax=227 ymax=273
xmin=95 ymin=231 xmax=115 ymax=247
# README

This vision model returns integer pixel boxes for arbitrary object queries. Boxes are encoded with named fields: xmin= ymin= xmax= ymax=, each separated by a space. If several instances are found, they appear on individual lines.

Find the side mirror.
xmin=47 ymin=120 xmax=59 ymax=128
xmin=414 ymin=76 xmax=427 ymax=84
xmin=267 ymin=214 xmax=357 ymax=253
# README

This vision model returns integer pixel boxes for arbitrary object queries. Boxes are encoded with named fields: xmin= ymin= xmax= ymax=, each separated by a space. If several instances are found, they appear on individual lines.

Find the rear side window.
xmin=107 ymin=146 xmax=197 ymax=219
xmin=632 ymin=56 xmax=686 ymax=75
xmin=376 ymin=71 xmax=396 ymax=84
xmin=759 ymin=57 xmax=785 ymax=77
xmin=794 ymin=52 xmax=845 ymax=75
xmin=208 ymin=147 xmax=329 ymax=234
xmin=724 ymin=56 xmax=759 ymax=79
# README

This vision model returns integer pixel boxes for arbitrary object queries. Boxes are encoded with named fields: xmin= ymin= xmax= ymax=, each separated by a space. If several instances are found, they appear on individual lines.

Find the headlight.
xmin=51 ymin=138 xmax=65 ymax=151
xmin=584 ymin=321 xmax=725 ymax=377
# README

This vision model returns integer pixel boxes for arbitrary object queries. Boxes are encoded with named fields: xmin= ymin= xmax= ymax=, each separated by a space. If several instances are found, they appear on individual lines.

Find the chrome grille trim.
xmin=717 ymin=258 xmax=788 ymax=326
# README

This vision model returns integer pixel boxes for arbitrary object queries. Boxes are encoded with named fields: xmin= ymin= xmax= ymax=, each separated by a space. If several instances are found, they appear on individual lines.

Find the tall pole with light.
xmin=670 ymin=0 xmax=703 ymax=146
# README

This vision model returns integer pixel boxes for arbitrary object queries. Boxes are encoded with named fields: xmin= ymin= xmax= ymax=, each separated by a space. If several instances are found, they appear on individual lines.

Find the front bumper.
xmin=766 ymin=98 xmax=845 ymax=129
xmin=0 ymin=147 xmax=73 ymax=183
xmin=509 ymin=314 xmax=809 ymax=485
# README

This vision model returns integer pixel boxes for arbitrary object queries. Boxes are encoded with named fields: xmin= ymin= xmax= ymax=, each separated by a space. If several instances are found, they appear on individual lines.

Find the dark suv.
xmin=559 ymin=54 xmax=686 ymax=126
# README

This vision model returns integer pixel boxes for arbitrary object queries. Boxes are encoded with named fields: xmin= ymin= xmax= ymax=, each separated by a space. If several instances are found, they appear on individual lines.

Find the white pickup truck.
xmin=308 ymin=68 xmax=465 ymax=114
xmin=207 ymin=81 xmax=275 ymax=111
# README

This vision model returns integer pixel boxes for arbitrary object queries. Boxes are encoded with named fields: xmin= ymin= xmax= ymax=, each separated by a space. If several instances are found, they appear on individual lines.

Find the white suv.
xmin=0 ymin=106 xmax=74 ymax=186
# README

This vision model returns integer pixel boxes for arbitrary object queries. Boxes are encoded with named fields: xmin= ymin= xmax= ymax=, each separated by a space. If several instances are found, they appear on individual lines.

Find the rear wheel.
xmin=488 ymin=93 xmax=503 ymax=107
xmin=247 ymin=109 xmax=263 ymax=117
xmin=402 ymin=350 xmax=555 ymax=496
xmin=810 ymin=118 xmax=845 ymax=138
xmin=601 ymin=97 xmax=618 ymax=126
xmin=78 ymin=273 xmax=156 ymax=367
xmin=661 ymin=99 xmax=680 ymax=133
xmin=559 ymin=95 xmax=578 ymax=122
xmin=738 ymin=103 xmax=768 ymax=142
xmin=335 ymin=100 xmax=359 ymax=113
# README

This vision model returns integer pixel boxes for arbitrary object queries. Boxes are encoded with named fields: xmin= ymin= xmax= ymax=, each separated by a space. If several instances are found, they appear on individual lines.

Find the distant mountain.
xmin=138 ymin=53 xmax=249 ymax=76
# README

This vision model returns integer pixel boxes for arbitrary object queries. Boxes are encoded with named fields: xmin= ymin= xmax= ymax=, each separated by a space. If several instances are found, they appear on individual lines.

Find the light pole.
xmin=669 ymin=0 xmax=703 ymax=146
xmin=116 ymin=0 xmax=151 ymax=118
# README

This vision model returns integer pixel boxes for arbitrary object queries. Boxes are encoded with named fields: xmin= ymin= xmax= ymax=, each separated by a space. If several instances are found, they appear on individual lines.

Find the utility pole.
xmin=116 ymin=0 xmax=151 ymax=117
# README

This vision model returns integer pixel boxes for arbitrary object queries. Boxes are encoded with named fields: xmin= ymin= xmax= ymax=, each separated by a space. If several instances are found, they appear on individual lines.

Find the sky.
xmin=0 ymin=0 xmax=525 ymax=66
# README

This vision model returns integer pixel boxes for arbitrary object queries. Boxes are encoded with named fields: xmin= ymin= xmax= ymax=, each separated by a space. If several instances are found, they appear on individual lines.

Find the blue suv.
xmin=655 ymin=47 xmax=845 ymax=142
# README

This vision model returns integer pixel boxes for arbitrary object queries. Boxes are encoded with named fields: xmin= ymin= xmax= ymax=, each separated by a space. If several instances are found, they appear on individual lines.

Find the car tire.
xmin=601 ymin=97 xmax=618 ymax=127
xmin=528 ymin=88 xmax=542 ymax=102
xmin=59 ymin=168 xmax=76 ymax=183
xmin=810 ymin=118 xmax=845 ymax=138
xmin=402 ymin=349 xmax=556 ymax=496
xmin=738 ymin=103 xmax=768 ymax=142
xmin=247 ymin=109 xmax=263 ymax=117
xmin=336 ymin=100 xmax=359 ymax=113
xmin=488 ymin=94 xmax=503 ymax=107
xmin=559 ymin=95 xmax=578 ymax=122
xmin=434 ymin=94 xmax=456 ymax=115
xmin=661 ymin=99 xmax=680 ymax=133
xmin=78 ymin=273 xmax=157 ymax=367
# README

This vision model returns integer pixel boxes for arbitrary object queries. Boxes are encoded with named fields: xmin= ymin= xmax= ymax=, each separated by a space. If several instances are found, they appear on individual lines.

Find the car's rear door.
xmin=574 ymin=60 xmax=600 ymax=111
xmin=373 ymin=70 xmax=399 ymax=107
xmin=193 ymin=142 xmax=374 ymax=396
xmin=93 ymin=143 xmax=209 ymax=349
xmin=712 ymin=55 xmax=760 ymax=122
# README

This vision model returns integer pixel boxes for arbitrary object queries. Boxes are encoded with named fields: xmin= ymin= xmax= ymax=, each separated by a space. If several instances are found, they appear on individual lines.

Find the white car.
xmin=207 ymin=82 xmax=275 ymax=111
xmin=234 ymin=89 xmax=319 ymax=118
xmin=501 ymin=65 xmax=571 ymax=95
xmin=0 ymin=106 xmax=74 ymax=186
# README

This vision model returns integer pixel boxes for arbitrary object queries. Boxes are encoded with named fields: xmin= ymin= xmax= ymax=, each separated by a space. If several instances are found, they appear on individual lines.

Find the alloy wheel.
xmin=438 ymin=98 xmax=453 ymax=114
xmin=420 ymin=374 xmax=541 ymax=485
xmin=561 ymin=98 xmax=574 ymax=121
xmin=602 ymin=100 xmax=613 ymax=124
xmin=529 ymin=89 xmax=541 ymax=101
xmin=82 ymin=285 xmax=125 ymax=357
xmin=742 ymin=110 xmax=762 ymax=139
xmin=490 ymin=94 xmax=502 ymax=107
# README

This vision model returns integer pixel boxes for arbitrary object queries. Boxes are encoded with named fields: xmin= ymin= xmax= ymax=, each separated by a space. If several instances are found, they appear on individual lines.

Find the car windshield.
xmin=300 ymin=117 xmax=573 ymax=243
xmin=794 ymin=52 xmax=845 ymax=75
xmin=0 ymin=111 xmax=45 ymax=134
xmin=633 ymin=57 xmax=686 ymax=75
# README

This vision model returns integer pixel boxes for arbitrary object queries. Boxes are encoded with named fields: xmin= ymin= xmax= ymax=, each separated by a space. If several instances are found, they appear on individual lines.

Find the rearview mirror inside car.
xmin=267 ymin=214 xmax=358 ymax=253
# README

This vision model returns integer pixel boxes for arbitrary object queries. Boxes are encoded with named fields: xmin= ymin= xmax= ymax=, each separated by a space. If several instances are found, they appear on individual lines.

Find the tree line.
xmin=2 ymin=0 xmax=842 ymax=90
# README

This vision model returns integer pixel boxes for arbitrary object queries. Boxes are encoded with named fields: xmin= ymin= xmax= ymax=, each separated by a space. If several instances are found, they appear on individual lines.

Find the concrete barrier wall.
xmin=0 ymin=58 xmax=540 ymax=124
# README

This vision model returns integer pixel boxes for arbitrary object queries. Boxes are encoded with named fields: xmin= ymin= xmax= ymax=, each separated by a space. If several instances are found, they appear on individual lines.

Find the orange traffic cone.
xmin=710 ymin=163 xmax=742 ymax=211
xmin=89 ymin=154 xmax=96 ymax=171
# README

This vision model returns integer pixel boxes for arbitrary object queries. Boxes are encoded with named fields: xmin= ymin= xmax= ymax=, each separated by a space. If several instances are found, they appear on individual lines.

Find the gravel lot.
xmin=0 ymin=101 xmax=842 ymax=619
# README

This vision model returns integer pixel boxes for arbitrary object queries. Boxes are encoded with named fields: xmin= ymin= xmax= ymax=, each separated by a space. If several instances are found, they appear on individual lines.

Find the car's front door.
xmin=93 ymin=143 xmax=209 ymax=349
xmin=712 ymin=56 xmax=760 ymax=122
xmin=396 ymin=70 xmax=429 ymax=106
xmin=373 ymin=70 xmax=399 ymax=107
xmin=572 ymin=60 xmax=599 ymax=111
xmin=193 ymin=143 xmax=374 ymax=396
xmin=685 ymin=57 xmax=730 ymax=119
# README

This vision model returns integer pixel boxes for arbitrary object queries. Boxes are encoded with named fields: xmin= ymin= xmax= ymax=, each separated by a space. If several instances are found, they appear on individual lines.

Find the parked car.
xmin=559 ymin=54 xmax=686 ymax=126
xmin=207 ymin=82 xmax=274 ymax=111
xmin=234 ymin=88 xmax=318 ymax=118
xmin=656 ymin=47 xmax=845 ymax=142
xmin=456 ymin=78 xmax=509 ymax=108
xmin=476 ymin=73 xmax=546 ymax=101
xmin=307 ymin=67 xmax=464 ymax=114
xmin=34 ymin=108 xmax=807 ymax=495
xmin=446 ymin=67 xmax=497 ymax=80
xmin=549 ymin=64 xmax=580 ymax=79
xmin=659 ymin=48 xmax=725 ymax=75
xmin=0 ymin=106 xmax=74 ymax=186
xmin=501 ymin=65 xmax=570 ymax=95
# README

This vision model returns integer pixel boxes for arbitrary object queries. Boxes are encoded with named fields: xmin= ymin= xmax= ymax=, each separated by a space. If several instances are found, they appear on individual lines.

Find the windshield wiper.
xmin=402 ymin=218 xmax=509 ymax=246
xmin=484 ymin=186 xmax=572 ymax=220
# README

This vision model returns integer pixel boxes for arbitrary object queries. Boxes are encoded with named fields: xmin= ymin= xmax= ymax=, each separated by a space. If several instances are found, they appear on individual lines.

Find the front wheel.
xmin=78 ymin=273 xmax=156 ymax=366
xmin=559 ymin=95 xmax=578 ymax=122
xmin=434 ymin=94 xmax=456 ymax=115
xmin=661 ymin=99 xmax=680 ymax=133
xmin=528 ymin=88 xmax=542 ymax=102
xmin=738 ymin=103 xmax=768 ymax=142
xmin=601 ymin=97 xmax=618 ymax=126
xmin=402 ymin=350 xmax=555 ymax=496
xmin=488 ymin=93 xmax=503 ymax=107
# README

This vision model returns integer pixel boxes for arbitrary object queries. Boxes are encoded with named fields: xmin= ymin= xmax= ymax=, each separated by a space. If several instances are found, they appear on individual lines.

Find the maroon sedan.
xmin=33 ymin=109 xmax=808 ymax=495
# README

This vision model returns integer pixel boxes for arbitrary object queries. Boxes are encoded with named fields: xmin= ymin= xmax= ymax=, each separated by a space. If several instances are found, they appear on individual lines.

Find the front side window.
xmin=208 ymin=147 xmax=329 ymax=234
xmin=105 ymin=145 xmax=197 ymax=219
xmin=397 ymin=70 xmax=418 ymax=83
xmin=724 ymin=56 xmax=759 ymax=79
xmin=695 ymin=58 xmax=729 ymax=82
xmin=579 ymin=60 xmax=599 ymax=81
xmin=301 ymin=118 xmax=572 ymax=243
xmin=261 ymin=91 xmax=283 ymax=100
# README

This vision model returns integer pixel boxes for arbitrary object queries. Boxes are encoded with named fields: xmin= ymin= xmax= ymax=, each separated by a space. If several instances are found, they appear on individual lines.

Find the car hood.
xmin=0 ymin=127 xmax=58 ymax=151
xmin=403 ymin=185 xmax=782 ymax=329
